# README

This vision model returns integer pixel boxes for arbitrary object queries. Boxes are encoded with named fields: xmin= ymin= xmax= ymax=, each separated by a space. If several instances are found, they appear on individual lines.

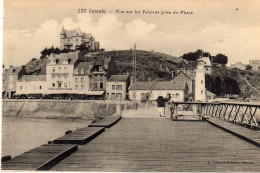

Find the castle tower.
xmin=60 ymin=26 xmax=66 ymax=50
xmin=195 ymin=59 xmax=206 ymax=101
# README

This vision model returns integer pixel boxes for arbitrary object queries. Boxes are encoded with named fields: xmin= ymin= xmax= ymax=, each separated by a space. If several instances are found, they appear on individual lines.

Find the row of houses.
xmin=3 ymin=51 xmax=212 ymax=102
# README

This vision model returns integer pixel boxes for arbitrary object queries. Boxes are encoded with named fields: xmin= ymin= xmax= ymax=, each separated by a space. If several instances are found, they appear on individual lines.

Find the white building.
xmin=106 ymin=75 xmax=130 ymax=100
xmin=16 ymin=75 xmax=47 ymax=95
xmin=129 ymin=81 xmax=189 ymax=101
xmin=195 ymin=60 xmax=206 ymax=101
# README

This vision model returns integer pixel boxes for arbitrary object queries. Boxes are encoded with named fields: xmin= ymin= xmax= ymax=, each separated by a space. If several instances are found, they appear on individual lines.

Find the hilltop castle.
xmin=60 ymin=26 xmax=99 ymax=51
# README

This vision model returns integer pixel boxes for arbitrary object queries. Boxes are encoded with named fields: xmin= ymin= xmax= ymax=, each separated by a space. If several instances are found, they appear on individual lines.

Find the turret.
xmin=60 ymin=26 xmax=66 ymax=39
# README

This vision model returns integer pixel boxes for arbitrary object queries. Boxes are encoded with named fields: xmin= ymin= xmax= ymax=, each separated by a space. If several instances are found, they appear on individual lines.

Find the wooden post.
xmin=116 ymin=104 xmax=122 ymax=116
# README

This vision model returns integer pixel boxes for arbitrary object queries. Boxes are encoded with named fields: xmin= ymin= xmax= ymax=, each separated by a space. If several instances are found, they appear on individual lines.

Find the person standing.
xmin=157 ymin=95 xmax=166 ymax=117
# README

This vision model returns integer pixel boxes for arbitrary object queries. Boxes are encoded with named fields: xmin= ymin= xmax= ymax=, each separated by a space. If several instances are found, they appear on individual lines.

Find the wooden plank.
xmin=2 ymin=144 xmax=78 ymax=171
xmin=53 ymin=127 xmax=105 ymax=145
xmin=205 ymin=117 xmax=260 ymax=148
xmin=88 ymin=116 xmax=121 ymax=128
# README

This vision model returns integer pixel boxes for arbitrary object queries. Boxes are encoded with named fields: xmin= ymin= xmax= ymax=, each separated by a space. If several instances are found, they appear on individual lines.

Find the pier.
xmin=2 ymin=102 xmax=260 ymax=171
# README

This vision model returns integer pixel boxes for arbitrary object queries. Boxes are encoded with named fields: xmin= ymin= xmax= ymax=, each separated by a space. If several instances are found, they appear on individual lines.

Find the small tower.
xmin=195 ymin=59 xmax=206 ymax=101
xmin=60 ymin=26 xmax=66 ymax=50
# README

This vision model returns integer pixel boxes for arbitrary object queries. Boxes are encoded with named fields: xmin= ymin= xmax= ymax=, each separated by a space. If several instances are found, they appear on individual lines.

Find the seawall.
xmin=2 ymin=100 xmax=135 ymax=120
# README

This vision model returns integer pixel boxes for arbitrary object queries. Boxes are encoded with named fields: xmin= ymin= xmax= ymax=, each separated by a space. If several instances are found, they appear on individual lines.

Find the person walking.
xmin=157 ymin=95 xmax=166 ymax=117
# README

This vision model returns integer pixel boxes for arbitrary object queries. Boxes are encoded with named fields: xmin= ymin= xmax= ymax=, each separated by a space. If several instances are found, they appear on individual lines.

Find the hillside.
xmin=95 ymin=50 xmax=191 ymax=81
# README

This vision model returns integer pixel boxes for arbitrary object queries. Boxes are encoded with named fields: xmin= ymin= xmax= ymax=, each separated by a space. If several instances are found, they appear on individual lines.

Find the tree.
xmin=212 ymin=53 xmax=228 ymax=65
xmin=258 ymin=66 xmax=260 ymax=70
xmin=182 ymin=49 xmax=202 ymax=61
xmin=246 ymin=65 xmax=253 ymax=70
xmin=100 ymin=48 xmax=105 ymax=52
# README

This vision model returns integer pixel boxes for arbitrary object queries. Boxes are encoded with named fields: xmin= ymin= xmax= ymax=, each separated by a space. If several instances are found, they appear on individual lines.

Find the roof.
xmin=4 ymin=66 xmax=22 ymax=75
xmin=74 ymin=62 xmax=93 ymax=74
xmin=206 ymin=91 xmax=216 ymax=96
xmin=18 ymin=75 xmax=46 ymax=82
xmin=129 ymin=81 xmax=187 ymax=90
xmin=171 ymin=71 xmax=193 ymax=81
xmin=47 ymin=52 xmax=78 ymax=66
xmin=108 ymin=75 xmax=129 ymax=82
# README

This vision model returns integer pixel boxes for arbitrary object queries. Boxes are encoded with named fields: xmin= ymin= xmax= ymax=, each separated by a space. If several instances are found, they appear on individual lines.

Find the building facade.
xmin=106 ymin=75 xmax=130 ymax=100
xmin=129 ymin=81 xmax=189 ymax=102
xmin=16 ymin=75 xmax=47 ymax=96
xmin=60 ymin=26 xmax=99 ymax=51
xmin=2 ymin=66 xmax=25 ymax=98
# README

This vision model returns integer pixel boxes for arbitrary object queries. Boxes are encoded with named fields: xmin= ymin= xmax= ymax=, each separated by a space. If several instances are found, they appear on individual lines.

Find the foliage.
xmin=182 ymin=49 xmax=211 ymax=62
xmin=40 ymin=46 xmax=60 ymax=59
xmin=246 ymin=65 xmax=253 ymax=70
xmin=211 ymin=53 xmax=228 ymax=65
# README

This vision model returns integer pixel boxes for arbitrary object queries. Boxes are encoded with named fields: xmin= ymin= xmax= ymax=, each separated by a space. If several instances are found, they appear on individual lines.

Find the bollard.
xmin=116 ymin=104 xmax=122 ymax=116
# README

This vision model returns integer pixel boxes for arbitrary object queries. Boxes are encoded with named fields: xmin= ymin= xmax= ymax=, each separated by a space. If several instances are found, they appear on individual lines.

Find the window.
xmin=94 ymin=83 xmax=97 ymax=89
xmin=141 ymin=93 xmax=145 ymax=98
xmin=64 ymin=67 xmax=68 ymax=73
xmin=116 ymin=93 xmax=122 ymax=99
xmin=201 ymin=90 xmax=203 ymax=94
xmin=52 ymin=83 xmax=55 ymax=87
xmin=98 ymin=66 xmax=103 ymax=71
xmin=81 ymin=77 xmax=84 ymax=82
xmin=52 ymin=75 xmax=55 ymax=79
xmin=58 ymin=82 xmax=61 ymax=88
xmin=58 ymin=67 xmax=61 ymax=72
xmin=116 ymin=85 xmax=122 ymax=90
xmin=81 ymin=85 xmax=84 ymax=90
xmin=19 ymin=86 xmax=22 ymax=90
xmin=100 ymin=75 xmax=103 ymax=80
xmin=112 ymin=85 xmax=115 ymax=90
xmin=75 ymin=69 xmax=79 ymax=74
xmin=100 ymin=83 xmax=103 ymax=89
xmin=201 ymin=80 xmax=203 ymax=84
xmin=39 ymin=85 xmax=42 ymax=90
xmin=64 ymin=83 xmax=67 ymax=88
xmin=94 ymin=75 xmax=98 ymax=81
xmin=75 ymin=77 xmax=78 ymax=82
xmin=58 ymin=74 xmax=61 ymax=79
xmin=176 ymin=93 xmax=180 ymax=99
xmin=133 ymin=93 xmax=136 ymax=99
xmin=52 ymin=67 xmax=55 ymax=73
xmin=81 ymin=69 xmax=84 ymax=74
xmin=75 ymin=85 xmax=78 ymax=89
xmin=112 ymin=93 xmax=116 ymax=99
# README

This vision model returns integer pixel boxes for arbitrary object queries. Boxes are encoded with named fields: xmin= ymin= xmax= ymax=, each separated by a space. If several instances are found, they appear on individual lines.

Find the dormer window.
xmin=81 ymin=69 xmax=84 ymax=74
xmin=75 ymin=69 xmax=79 ymax=74
xmin=52 ymin=58 xmax=57 ymax=64
xmin=64 ymin=57 xmax=69 ymax=64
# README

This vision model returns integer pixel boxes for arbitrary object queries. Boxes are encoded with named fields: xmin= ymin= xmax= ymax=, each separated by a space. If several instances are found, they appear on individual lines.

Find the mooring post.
xmin=116 ymin=104 xmax=122 ymax=116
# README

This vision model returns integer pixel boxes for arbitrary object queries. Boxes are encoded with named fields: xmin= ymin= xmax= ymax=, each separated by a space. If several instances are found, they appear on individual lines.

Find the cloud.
xmin=3 ymin=14 xmax=260 ymax=67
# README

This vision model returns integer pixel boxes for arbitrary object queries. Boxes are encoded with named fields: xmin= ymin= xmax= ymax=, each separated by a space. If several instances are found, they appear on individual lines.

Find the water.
xmin=2 ymin=116 xmax=91 ymax=158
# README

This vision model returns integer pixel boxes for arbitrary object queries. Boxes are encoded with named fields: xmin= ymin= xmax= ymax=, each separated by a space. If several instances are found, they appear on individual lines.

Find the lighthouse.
xmin=195 ymin=59 xmax=206 ymax=101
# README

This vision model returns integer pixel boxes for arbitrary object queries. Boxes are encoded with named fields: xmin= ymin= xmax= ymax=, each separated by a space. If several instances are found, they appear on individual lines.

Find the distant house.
xmin=249 ymin=60 xmax=260 ymax=70
xmin=230 ymin=62 xmax=246 ymax=70
xmin=2 ymin=66 xmax=25 ymax=99
xmin=60 ymin=26 xmax=99 ymax=51
xmin=206 ymin=91 xmax=216 ymax=101
xmin=170 ymin=71 xmax=194 ymax=99
xmin=128 ymin=80 xmax=189 ymax=101
xmin=106 ymin=75 xmax=130 ymax=100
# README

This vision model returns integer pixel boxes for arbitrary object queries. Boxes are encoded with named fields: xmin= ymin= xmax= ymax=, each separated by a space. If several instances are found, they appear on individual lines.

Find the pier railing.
xmin=170 ymin=101 xmax=260 ymax=128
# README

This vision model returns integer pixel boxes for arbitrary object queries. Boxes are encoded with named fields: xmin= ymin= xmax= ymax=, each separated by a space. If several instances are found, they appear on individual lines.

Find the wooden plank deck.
xmin=88 ymin=115 xmax=122 ymax=128
xmin=205 ymin=117 xmax=260 ymax=147
xmin=53 ymin=127 xmax=105 ymax=145
xmin=2 ymin=144 xmax=78 ymax=171
xmin=51 ymin=117 xmax=260 ymax=172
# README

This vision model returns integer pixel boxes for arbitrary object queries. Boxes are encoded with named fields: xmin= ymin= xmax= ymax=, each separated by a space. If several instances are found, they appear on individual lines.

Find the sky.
xmin=3 ymin=0 xmax=260 ymax=66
